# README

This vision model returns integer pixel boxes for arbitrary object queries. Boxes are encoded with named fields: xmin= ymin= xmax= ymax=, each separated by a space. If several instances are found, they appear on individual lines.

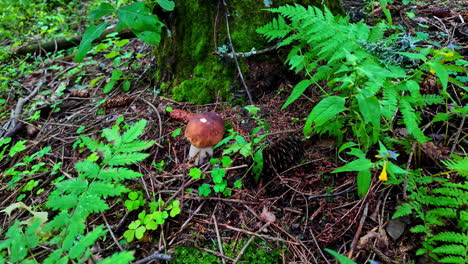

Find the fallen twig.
xmin=232 ymin=222 xmax=270 ymax=264
xmin=212 ymin=215 xmax=226 ymax=264
xmin=347 ymin=202 xmax=369 ymax=259
xmin=133 ymin=250 xmax=172 ymax=264
xmin=0 ymin=78 xmax=44 ymax=139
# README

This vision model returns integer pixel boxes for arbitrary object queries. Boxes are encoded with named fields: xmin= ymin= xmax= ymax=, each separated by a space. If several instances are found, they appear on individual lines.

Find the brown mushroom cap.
xmin=185 ymin=112 xmax=224 ymax=148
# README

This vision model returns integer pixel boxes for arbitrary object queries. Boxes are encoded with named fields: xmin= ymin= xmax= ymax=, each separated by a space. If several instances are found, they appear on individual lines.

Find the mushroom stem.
xmin=188 ymin=145 xmax=214 ymax=165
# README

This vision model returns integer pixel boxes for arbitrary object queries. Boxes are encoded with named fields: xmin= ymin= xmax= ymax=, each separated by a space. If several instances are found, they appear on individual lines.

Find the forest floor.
xmin=0 ymin=0 xmax=467 ymax=263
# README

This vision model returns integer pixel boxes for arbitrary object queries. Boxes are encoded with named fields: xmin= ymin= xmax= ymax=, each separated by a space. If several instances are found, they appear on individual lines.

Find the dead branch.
xmin=10 ymin=26 xmax=133 ymax=56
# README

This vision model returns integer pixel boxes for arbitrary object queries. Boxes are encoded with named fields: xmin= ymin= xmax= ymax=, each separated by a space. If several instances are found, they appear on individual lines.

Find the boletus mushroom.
xmin=184 ymin=112 xmax=224 ymax=165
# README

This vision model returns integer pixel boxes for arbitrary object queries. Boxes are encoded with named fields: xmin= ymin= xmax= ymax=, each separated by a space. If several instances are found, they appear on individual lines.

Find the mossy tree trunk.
xmin=154 ymin=0 xmax=343 ymax=104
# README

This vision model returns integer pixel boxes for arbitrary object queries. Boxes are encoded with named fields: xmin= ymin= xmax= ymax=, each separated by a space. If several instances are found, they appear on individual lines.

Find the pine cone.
xmin=70 ymin=89 xmax=90 ymax=98
xmin=168 ymin=109 xmax=194 ymax=123
xmin=261 ymin=135 xmax=304 ymax=177
xmin=421 ymin=142 xmax=449 ymax=160
xmin=103 ymin=94 xmax=135 ymax=109
xmin=422 ymin=75 xmax=440 ymax=94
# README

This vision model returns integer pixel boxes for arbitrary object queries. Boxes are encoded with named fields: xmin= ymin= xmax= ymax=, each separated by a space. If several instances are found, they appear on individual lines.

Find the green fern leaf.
xmin=432 ymin=187 xmax=467 ymax=198
xmin=102 ymin=128 xmax=122 ymax=146
xmin=44 ymin=211 xmax=70 ymax=232
xmin=106 ymin=153 xmax=149 ymax=166
xmin=69 ymin=225 xmax=107 ymax=259
xmin=55 ymin=179 xmax=88 ymax=194
xmin=441 ymin=157 xmax=468 ymax=178
xmin=88 ymin=182 xmax=127 ymax=198
xmin=400 ymin=99 xmax=430 ymax=143
xmin=438 ymin=255 xmax=466 ymax=264
xmin=368 ymin=22 xmax=386 ymax=42
xmin=61 ymin=214 xmax=86 ymax=250
xmin=119 ymin=140 xmax=154 ymax=152
xmin=430 ymin=232 xmax=468 ymax=244
xmin=380 ymin=87 xmax=398 ymax=119
xmin=97 ymin=251 xmax=135 ymax=264
xmin=43 ymin=249 xmax=68 ymax=264
xmin=433 ymin=244 xmax=466 ymax=256
xmin=46 ymin=194 xmax=79 ymax=211
xmin=256 ymin=16 xmax=291 ymax=42
xmin=427 ymin=208 xmax=458 ymax=219
xmin=121 ymin=119 xmax=147 ymax=143
xmin=422 ymin=94 xmax=444 ymax=105
xmin=76 ymin=195 xmax=109 ymax=214
xmin=80 ymin=136 xmax=104 ymax=151
xmin=392 ymin=203 xmax=413 ymax=219
xmin=422 ymin=196 xmax=463 ymax=208
xmin=411 ymin=224 xmax=428 ymax=233
xmin=75 ymin=160 xmax=100 ymax=179
xmin=98 ymin=167 xmax=143 ymax=180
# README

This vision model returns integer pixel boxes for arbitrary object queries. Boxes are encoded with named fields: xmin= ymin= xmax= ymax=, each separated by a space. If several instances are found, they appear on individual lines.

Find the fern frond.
xmin=106 ymin=153 xmax=149 ymax=166
xmin=400 ymin=99 xmax=430 ymax=143
xmin=68 ymin=225 xmax=107 ymax=259
xmin=76 ymin=195 xmax=109 ymax=214
xmin=422 ymin=94 xmax=444 ymax=106
xmin=432 ymin=187 xmax=467 ymax=199
xmin=421 ymin=195 xmax=463 ymax=208
xmin=438 ymin=255 xmax=466 ymax=264
xmin=380 ymin=87 xmax=398 ymax=119
xmin=75 ymin=160 xmax=100 ymax=179
xmin=430 ymin=232 xmax=468 ymax=244
xmin=441 ymin=157 xmax=468 ymax=178
xmin=426 ymin=208 xmax=458 ymax=219
xmin=368 ymin=23 xmax=386 ymax=42
xmin=119 ymin=140 xmax=154 ymax=152
xmin=256 ymin=16 xmax=291 ymax=42
xmin=102 ymin=128 xmax=122 ymax=146
xmin=88 ymin=182 xmax=127 ymax=198
xmin=121 ymin=119 xmax=147 ymax=143
xmin=392 ymin=203 xmax=413 ymax=219
xmin=433 ymin=244 xmax=467 ymax=256
xmin=55 ymin=178 xmax=88 ymax=194
xmin=46 ymin=194 xmax=79 ymax=211
xmin=98 ymin=167 xmax=143 ymax=181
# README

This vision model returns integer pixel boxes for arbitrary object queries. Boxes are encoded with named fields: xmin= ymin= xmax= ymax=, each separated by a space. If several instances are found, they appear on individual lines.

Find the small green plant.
xmin=217 ymin=105 xmax=269 ymax=182
xmin=4 ymin=145 xmax=51 ymax=190
xmin=188 ymin=157 xmax=236 ymax=197
xmin=0 ymin=118 xmax=153 ymax=263
xmin=75 ymin=0 xmax=174 ymax=62
xmin=392 ymin=157 xmax=468 ymax=264
xmin=333 ymin=141 xmax=407 ymax=196
xmin=124 ymin=191 xmax=146 ymax=212
xmin=124 ymin=198 xmax=181 ymax=242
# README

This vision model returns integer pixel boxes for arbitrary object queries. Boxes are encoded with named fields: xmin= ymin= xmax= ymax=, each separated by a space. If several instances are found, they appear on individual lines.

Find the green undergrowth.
xmin=257 ymin=3 xmax=467 ymax=263
xmin=0 ymin=0 xmax=89 ymax=42
xmin=392 ymin=156 xmax=468 ymax=264
xmin=0 ymin=118 xmax=156 ymax=263
xmin=172 ymin=238 xmax=283 ymax=264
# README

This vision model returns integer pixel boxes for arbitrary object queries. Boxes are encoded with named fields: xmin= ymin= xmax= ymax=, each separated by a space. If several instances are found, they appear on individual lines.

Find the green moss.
xmin=154 ymin=0 xmax=343 ymax=104
xmin=172 ymin=60 xmax=231 ymax=104
xmin=172 ymin=238 xmax=282 ymax=264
